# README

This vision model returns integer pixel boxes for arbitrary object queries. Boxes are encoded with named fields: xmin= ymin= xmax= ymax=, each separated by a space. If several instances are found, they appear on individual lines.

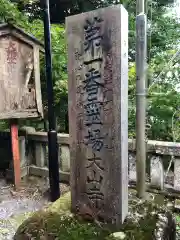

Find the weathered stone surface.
xmin=29 ymin=165 xmax=70 ymax=183
xmin=129 ymin=152 xmax=136 ymax=181
xmin=128 ymin=139 xmax=180 ymax=157
xmin=20 ymin=126 xmax=36 ymax=134
xmin=150 ymin=155 xmax=164 ymax=190
xmin=60 ymin=145 xmax=70 ymax=172
xmin=19 ymin=137 xmax=27 ymax=168
xmin=174 ymin=158 xmax=180 ymax=191
xmin=35 ymin=143 xmax=46 ymax=168
xmin=66 ymin=5 xmax=128 ymax=225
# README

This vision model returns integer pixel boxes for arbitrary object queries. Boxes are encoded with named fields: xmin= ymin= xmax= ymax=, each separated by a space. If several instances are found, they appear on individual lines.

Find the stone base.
xmin=29 ymin=165 xmax=70 ymax=183
xmin=5 ymin=167 xmax=29 ymax=183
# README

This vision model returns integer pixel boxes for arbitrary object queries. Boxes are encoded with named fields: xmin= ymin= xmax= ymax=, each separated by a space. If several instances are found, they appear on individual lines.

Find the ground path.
xmin=0 ymin=174 xmax=179 ymax=240
xmin=0 ymin=175 xmax=69 ymax=239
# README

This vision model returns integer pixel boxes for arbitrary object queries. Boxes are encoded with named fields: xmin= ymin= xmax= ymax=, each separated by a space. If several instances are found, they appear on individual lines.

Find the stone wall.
xmin=1 ymin=129 xmax=180 ymax=194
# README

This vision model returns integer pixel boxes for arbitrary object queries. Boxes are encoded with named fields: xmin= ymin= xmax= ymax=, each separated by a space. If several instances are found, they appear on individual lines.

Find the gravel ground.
xmin=0 ymin=173 xmax=177 ymax=240
xmin=0 ymin=175 xmax=70 ymax=240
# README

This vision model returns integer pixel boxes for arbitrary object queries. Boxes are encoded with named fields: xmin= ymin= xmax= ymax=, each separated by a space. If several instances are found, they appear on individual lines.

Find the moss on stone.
xmin=9 ymin=212 xmax=33 ymax=229
xmin=14 ymin=190 xmax=172 ymax=240
xmin=49 ymin=191 xmax=71 ymax=213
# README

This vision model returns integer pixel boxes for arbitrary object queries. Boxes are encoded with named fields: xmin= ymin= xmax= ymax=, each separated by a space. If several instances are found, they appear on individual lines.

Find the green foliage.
xmin=176 ymin=213 xmax=180 ymax=234
xmin=147 ymin=84 xmax=180 ymax=141
xmin=26 ymin=21 xmax=68 ymax=130
xmin=11 ymin=0 xmax=175 ymax=23
xmin=0 ymin=0 xmax=29 ymax=26
xmin=128 ymin=52 xmax=180 ymax=142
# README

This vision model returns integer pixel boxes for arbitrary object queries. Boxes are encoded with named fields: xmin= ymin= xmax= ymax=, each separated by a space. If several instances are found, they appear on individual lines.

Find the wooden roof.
xmin=0 ymin=23 xmax=44 ymax=51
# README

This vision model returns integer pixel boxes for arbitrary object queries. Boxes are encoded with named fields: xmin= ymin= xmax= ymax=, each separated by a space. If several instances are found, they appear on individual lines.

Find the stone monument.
xmin=66 ymin=4 xmax=128 ymax=225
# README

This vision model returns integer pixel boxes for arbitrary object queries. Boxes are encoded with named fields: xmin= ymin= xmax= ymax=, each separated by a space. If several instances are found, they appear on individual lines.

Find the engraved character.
xmin=86 ymin=168 xmax=104 ymax=208
xmin=84 ymin=101 xmax=102 ymax=126
xmin=84 ymin=129 xmax=104 ymax=152
xmin=87 ymin=169 xmax=103 ymax=185
xmin=75 ymin=49 xmax=82 ymax=60
xmin=83 ymin=68 xmax=103 ymax=101
xmin=6 ymin=41 xmax=18 ymax=64
xmin=84 ymin=16 xmax=103 ymax=54
xmin=86 ymin=153 xmax=104 ymax=170
xmin=88 ymin=194 xmax=104 ymax=209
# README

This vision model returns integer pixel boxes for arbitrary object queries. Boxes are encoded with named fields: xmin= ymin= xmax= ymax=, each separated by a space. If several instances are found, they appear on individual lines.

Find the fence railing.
xmin=26 ymin=131 xmax=70 ymax=182
xmin=1 ymin=128 xmax=180 ymax=194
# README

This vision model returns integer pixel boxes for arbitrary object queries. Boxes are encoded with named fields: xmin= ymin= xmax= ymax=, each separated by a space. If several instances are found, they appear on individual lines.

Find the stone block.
xmin=66 ymin=4 xmax=128 ymax=225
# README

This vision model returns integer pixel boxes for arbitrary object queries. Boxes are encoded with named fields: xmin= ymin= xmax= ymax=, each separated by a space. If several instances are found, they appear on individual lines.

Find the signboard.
xmin=0 ymin=24 xmax=43 ymax=119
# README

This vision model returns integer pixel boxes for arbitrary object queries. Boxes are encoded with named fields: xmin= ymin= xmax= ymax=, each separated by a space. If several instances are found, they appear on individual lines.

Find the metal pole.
xmin=42 ymin=0 xmax=60 ymax=202
xmin=136 ymin=0 xmax=147 ymax=198
xmin=136 ymin=0 xmax=144 ymax=14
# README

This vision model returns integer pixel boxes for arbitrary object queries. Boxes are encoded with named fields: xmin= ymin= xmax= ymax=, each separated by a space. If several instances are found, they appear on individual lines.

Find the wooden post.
xmin=10 ymin=119 xmax=20 ymax=189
